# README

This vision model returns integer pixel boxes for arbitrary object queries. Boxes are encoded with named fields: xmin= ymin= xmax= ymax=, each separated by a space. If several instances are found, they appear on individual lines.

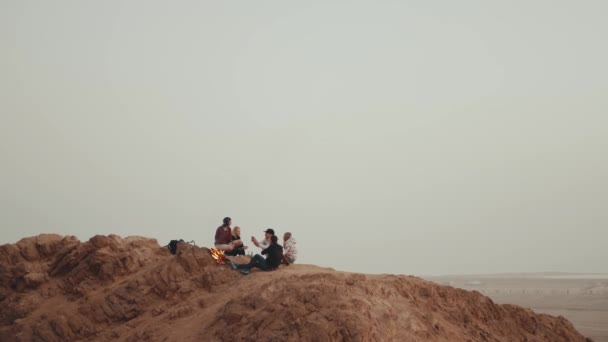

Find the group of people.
xmin=214 ymin=217 xmax=298 ymax=275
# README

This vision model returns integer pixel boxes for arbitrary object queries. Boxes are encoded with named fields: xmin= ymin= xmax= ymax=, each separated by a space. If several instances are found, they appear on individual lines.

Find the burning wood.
xmin=209 ymin=248 xmax=226 ymax=264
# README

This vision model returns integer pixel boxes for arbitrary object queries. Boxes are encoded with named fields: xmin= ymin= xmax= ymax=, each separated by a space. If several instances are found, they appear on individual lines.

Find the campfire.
xmin=209 ymin=248 xmax=226 ymax=264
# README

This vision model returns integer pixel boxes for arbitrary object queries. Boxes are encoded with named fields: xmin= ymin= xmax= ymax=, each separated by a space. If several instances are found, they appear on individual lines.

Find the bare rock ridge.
xmin=0 ymin=234 xmax=590 ymax=341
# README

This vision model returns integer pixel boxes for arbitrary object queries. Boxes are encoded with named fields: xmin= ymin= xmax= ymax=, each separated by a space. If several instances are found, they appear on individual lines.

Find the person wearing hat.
xmin=251 ymin=228 xmax=274 ymax=250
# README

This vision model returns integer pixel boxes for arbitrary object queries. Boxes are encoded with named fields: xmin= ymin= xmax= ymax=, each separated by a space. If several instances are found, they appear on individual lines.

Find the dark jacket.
xmin=261 ymin=243 xmax=284 ymax=269
xmin=225 ymin=234 xmax=245 ymax=256
xmin=231 ymin=234 xmax=242 ymax=244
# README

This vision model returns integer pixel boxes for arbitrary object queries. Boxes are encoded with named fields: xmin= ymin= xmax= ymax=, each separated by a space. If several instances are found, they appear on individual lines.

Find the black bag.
xmin=168 ymin=239 xmax=184 ymax=255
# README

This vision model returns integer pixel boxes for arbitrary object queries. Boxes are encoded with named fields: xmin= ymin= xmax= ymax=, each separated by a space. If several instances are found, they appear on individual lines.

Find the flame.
xmin=209 ymin=248 xmax=226 ymax=264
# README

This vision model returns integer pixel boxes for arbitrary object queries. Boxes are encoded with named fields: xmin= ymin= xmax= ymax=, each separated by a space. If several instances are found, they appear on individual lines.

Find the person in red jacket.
xmin=214 ymin=217 xmax=234 ymax=252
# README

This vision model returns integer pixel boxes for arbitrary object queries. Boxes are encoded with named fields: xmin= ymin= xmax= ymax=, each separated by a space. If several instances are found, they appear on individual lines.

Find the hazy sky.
xmin=1 ymin=1 xmax=607 ymax=275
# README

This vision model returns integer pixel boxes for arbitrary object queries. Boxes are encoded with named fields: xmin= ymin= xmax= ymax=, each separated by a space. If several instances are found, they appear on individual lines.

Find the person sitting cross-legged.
xmin=231 ymin=235 xmax=289 ymax=275
xmin=214 ymin=217 xmax=234 ymax=252
xmin=225 ymin=226 xmax=247 ymax=256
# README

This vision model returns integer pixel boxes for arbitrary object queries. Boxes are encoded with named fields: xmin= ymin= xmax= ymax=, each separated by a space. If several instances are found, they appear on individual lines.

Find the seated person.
xmin=251 ymin=228 xmax=274 ymax=250
xmin=214 ymin=217 xmax=234 ymax=252
xmin=231 ymin=235 xmax=289 ymax=275
xmin=225 ymin=226 xmax=248 ymax=256
xmin=283 ymin=232 xmax=298 ymax=264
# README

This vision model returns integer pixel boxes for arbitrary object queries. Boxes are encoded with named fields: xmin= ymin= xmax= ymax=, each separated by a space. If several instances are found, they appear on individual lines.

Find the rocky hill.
xmin=0 ymin=234 xmax=590 ymax=341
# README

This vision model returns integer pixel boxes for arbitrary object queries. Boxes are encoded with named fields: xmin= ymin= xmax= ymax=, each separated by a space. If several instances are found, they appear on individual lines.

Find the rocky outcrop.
xmin=0 ymin=234 xmax=590 ymax=341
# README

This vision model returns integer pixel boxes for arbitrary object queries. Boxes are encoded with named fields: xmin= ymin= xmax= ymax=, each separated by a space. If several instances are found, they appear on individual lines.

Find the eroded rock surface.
xmin=0 ymin=234 xmax=590 ymax=341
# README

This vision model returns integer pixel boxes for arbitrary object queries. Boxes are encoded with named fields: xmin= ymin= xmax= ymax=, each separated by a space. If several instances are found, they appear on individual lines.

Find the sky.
xmin=1 ymin=1 xmax=607 ymax=276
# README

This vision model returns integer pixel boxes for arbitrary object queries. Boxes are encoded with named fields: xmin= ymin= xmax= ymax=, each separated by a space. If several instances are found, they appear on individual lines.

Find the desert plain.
xmin=427 ymin=273 xmax=608 ymax=342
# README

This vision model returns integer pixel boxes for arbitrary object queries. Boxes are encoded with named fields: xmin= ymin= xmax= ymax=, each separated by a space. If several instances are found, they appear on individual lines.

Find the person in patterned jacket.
xmin=283 ymin=232 xmax=298 ymax=264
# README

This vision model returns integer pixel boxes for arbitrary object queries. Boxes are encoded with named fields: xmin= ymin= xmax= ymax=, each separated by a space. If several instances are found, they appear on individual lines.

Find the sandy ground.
xmin=426 ymin=273 xmax=608 ymax=342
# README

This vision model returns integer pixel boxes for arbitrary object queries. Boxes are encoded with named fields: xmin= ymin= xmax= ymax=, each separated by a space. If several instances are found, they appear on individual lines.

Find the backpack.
xmin=168 ymin=239 xmax=184 ymax=255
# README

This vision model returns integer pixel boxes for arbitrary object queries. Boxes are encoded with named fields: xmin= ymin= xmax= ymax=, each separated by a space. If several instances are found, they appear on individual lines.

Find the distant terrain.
xmin=427 ymin=273 xmax=608 ymax=342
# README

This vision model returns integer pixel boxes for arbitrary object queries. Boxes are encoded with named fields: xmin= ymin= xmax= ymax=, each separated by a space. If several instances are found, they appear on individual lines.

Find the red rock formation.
xmin=0 ymin=235 xmax=590 ymax=341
